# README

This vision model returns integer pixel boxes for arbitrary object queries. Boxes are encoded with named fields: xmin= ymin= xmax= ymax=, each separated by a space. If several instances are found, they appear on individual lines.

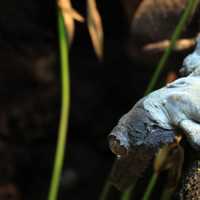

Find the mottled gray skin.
xmin=109 ymin=38 xmax=200 ymax=190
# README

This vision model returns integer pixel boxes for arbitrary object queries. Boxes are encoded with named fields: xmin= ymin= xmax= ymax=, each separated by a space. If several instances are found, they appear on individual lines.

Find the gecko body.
xmin=109 ymin=38 xmax=200 ymax=190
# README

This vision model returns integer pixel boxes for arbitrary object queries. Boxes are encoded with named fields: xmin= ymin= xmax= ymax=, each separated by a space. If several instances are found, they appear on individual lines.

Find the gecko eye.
xmin=109 ymin=136 xmax=128 ymax=156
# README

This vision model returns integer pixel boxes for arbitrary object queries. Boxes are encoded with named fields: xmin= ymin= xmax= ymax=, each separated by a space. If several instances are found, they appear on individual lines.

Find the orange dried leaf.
xmin=154 ymin=135 xmax=183 ymax=174
xmin=58 ymin=0 xmax=84 ymax=43
xmin=62 ymin=12 xmax=75 ymax=43
xmin=70 ymin=8 xmax=84 ymax=22
xmin=154 ymin=145 xmax=171 ymax=173
xmin=143 ymin=38 xmax=195 ymax=52
xmin=166 ymin=71 xmax=177 ymax=84
xmin=87 ymin=0 xmax=104 ymax=59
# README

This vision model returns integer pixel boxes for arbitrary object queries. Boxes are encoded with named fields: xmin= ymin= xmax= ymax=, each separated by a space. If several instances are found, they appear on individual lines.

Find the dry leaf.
xmin=87 ymin=0 xmax=104 ymax=59
xmin=154 ymin=135 xmax=183 ymax=174
xmin=154 ymin=135 xmax=184 ymax=191
xmin=143 ymin=38 xmax=195 ymax=52
xmin=58 ymin=0 xmax=84 ymax=43
xmin=154 ymin=145 xmax=171 ymax=173
xmin=166 ymin=71 xmax=177 ymax=84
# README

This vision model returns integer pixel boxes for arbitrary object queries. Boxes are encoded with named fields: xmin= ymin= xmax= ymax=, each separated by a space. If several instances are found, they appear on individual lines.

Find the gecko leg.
xmin=179 ymin=119 xmax=200 ymax=150
xmin=162 ymin=95 xmax=200 ymax=150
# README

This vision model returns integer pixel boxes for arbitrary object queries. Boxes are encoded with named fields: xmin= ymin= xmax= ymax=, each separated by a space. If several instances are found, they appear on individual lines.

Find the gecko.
xmin=108 ymin=37 xmax=200 ymax=190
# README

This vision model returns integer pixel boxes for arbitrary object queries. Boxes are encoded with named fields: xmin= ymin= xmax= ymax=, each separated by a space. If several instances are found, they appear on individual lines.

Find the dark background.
xmin=0 ymin=0 xmax=199 ymax=199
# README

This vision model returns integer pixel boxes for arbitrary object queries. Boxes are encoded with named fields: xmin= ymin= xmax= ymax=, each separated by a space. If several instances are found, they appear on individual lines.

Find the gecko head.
xmin=180 ymin=37 xmax=200 ymax=76
xmin=181 ymin=52 xmax=200 ymax=76
xmin=108 ymin=126 xmax=130 ymax=157
xmin=108 ymin=105 xmax=152 ymax=157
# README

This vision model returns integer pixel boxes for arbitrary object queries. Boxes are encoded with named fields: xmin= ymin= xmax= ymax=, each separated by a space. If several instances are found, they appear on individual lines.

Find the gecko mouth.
xmin=109 ymin=136 xmax=129 ymax=157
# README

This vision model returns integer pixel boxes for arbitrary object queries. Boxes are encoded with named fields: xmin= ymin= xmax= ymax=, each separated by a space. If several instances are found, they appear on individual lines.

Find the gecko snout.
xmin=108 ymin=127 xmax=130 ymax=157
xmin=109 ymin=136 xmax=128 ymax=156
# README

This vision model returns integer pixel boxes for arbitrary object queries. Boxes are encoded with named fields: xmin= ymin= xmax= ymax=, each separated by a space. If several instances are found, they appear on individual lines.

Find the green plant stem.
xmin=99 ymin=181 xmax=112 ymax=200
xmin=145 ymin=0 xmax=199 ymax=95
xmin=121 ymin=187 xmax=132 ymax=200
xmin=121 ymin=181 xmax=136 ymax=200
xmin=48 ymin=11 xmax=70 ymax=200
xmin=142 ymin=173 xmax=158 ymax=200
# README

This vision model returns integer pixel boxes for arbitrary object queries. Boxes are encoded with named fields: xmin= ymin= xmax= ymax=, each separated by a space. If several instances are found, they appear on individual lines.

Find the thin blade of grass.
xmin=48 ymin=10 xmax=70 ymax=200
xmin=141 ymin=173 xmax=158 ymax=200
xmin=99 ymin=181 xmax=112 ymax=200
xmin=87 ymin=0 xmax=104 ymax=59
xmin=143 ymin=38 xmax=195 ymax=52
xmin=121 ymin=181 xmax=136 ymax=200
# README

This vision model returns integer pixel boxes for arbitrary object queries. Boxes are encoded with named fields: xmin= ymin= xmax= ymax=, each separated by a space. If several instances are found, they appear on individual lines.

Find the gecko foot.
xmin=179 ymin=119 xmax=200 ymax=150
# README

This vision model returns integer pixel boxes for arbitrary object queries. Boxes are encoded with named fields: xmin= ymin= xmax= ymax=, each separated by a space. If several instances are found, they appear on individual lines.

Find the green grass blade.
xmin=142 ymin=173 xmax=158 ymax=200
xmin=99 ymin=181 xmax=112 ymax=200
xmin=121 ymin=182 xmax=136 ymax=200
xmin=48 ymin=10 xmax=70 ymax=200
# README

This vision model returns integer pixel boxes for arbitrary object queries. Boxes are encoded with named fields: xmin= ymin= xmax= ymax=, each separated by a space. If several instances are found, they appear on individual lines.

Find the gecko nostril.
xmin=109 ymin=136 xmax=128 ymax=156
